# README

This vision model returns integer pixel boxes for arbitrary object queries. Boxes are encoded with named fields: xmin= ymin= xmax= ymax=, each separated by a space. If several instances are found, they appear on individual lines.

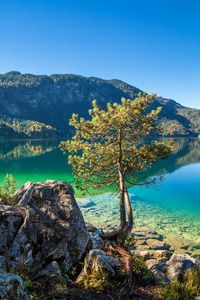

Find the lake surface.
xmin=0 ymin=138 xmax=200 ymax=254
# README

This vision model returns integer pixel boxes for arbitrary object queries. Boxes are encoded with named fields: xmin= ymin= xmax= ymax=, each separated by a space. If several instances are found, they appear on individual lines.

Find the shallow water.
xmin=0 ymin=138 xmax=200 ymax=254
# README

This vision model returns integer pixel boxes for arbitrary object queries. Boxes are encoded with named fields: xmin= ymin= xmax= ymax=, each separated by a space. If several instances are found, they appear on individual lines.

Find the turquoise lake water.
xmin=0 ymin=138 xmax=200 ymax=254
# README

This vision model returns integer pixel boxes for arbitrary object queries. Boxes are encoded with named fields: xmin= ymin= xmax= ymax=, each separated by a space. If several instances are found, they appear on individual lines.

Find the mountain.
xmin=0 ymin=71 xmax=199 ymax=138
xmin=0 ymin=117 xmax=57 ymax=139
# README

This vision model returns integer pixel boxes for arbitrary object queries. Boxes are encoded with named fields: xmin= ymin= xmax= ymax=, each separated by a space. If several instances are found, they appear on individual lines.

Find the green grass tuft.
xmin=162 ymin=266 xmax=200 ymax=300
xmin=0 ymin=174 xmax=17 ymax=205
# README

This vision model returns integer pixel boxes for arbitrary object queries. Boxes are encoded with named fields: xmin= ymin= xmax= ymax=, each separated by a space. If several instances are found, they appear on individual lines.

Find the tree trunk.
xmin=100 ymin=184 xmax=134 ymax=286
xmin=124 ymin=188 xmax=133 ymax=233
xmin=100 ymin=168 xmax=127 ymax=239
xmin=101 ymin=128 xmax=128 ymax=238
xmin=100 ymin=128 xmax=134 ymax=285
xmin=118 ymin=168 xmax=126 ymax=227
xmin=100 ymin=188 xmax=133 ymax=240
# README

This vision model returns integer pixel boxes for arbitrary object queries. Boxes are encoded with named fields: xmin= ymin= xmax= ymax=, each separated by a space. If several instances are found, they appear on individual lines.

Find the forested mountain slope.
xmin=0 ymin=71 xmax=199 ymax=138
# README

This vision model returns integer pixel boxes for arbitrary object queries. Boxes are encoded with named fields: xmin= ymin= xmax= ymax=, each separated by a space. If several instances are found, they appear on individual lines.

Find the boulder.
xmin=90 ymin=234 xmax=104 ymax=249
xmin=1 ymin=180 xmax=90 ymax=273
xmin=77 ymin=249 xmax=121 ymax=283
xmin=34 ymin=261 xmax=61 ymax=280
xmin=145 ymin=259 xmax=169 ymax=284
xmin=145 ymin=259 xmax=163 ymax=270
xmin=0 ymin=205 xmax=24 ymax=256
xmin=0 ymin=271 xmax=29 ymax=300
xmin=0 ymin=256 xmax=6 ymax=270
xmin=166 ymin=253 xmax=196 ymax=280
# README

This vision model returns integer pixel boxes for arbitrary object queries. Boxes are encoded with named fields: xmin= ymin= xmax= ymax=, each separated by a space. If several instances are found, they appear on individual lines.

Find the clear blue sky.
xmin=0 ymin=0 xmax=199 ymax=108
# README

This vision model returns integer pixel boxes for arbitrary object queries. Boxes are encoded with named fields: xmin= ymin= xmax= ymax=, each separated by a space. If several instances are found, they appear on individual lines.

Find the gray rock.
xmin=145 ymin=259 xmax=169 ymax=284
xmin=0 ymin=205 xmax=24 ymax=256
xmin=34 ymin=261 xmax=61 ymax=280
xmin=151 ymin=267 xmax=170 ymax=284
xmin=145 ymin=259 xmax=162 ymax=270
xmin=77 ymin=249 xmax=121 ymax=283
xmin=1 ymin=181 xmax=90 ymax=273
xmin=14 ymin=181 xmax=32 ymax=201
xmin=195 ymin=255 xmax=200 ymax=266
xmin=85 ymin=222 xmax=97 ymax=233
xmin=0 ymin=256 xmax=6 ymax=270
xmin=166 ymin=253 xmax=196 ymax=280
xmin=0 ymin=271 xmax=29 ymax=299
xmin=91 ymin=234 xmax=103 ymax=249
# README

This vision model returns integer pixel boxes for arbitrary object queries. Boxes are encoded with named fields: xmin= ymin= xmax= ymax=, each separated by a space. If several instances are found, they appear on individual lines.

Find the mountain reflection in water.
xmin=0 ymin=138 xmax=199 ymax=185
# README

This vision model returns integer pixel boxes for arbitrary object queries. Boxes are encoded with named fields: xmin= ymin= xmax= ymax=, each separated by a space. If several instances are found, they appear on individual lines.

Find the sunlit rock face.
xmin=166 ymin=254 xmax=196 ymax=280
xmin=0 ymin=180 xmax=90 ymax=272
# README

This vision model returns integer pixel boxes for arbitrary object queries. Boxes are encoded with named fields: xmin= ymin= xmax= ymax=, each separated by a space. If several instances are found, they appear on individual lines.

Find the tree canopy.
xmin=60 ymin=93 xmax=173 ymax=192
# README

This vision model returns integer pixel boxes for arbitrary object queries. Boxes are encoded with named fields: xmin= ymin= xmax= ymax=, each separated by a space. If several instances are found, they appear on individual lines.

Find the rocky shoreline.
xmin=0 ymin=180 xmax=199 ymax=299
xmin=126 ymin=228 xmax=199 ymax=284
xmin=78 ymin=193 xmax=200 ymax=256
xmin=88 ymin=224 xmax=199 ymax=283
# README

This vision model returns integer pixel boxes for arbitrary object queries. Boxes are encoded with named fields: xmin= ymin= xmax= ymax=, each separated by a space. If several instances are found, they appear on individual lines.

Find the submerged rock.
xmin=133 ymin=229 xmax=163 ymax=241
xmin=0 ymin=180 xmax=90 ymax=273
xmin=0 ymin=271 xmax=29 ymax=300
xmin=139 ymin=250 xmax=155 ymax=260
xmin=139 ymin=250 xmax=173 ymax=262
xmin=146 ymin=239 xmax=170 ymax=251
xmin=154 ymin=250 xmax=173 ymax=261
xmin=78 ymin=199 xmax=96 ymax=208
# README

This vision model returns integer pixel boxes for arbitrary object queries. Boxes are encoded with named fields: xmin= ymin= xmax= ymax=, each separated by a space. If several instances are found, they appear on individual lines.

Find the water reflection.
xmin=140 ymin=138 xmax=200 ymax=180
xmin=0 ymin=139 xmax=59 ymax=160
xmin=0 ymin=138 xmax=199 ymax=184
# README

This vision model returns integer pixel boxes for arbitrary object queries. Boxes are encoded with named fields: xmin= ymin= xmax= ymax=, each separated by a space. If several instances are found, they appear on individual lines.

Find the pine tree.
xmin=61 ymin=93 xmax=172 ymax=235
xmin=60 ymin=93 xmax=173 ymax=283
